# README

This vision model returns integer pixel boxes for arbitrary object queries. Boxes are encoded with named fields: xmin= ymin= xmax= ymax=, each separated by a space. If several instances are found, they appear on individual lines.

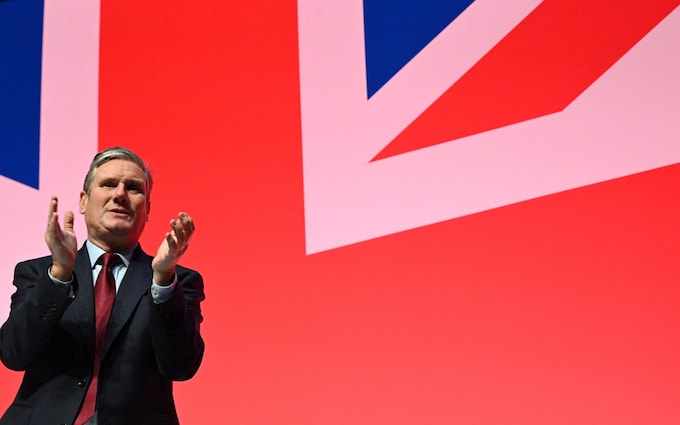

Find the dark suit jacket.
xmin=0 ymin=245 xmax=205 ymax=425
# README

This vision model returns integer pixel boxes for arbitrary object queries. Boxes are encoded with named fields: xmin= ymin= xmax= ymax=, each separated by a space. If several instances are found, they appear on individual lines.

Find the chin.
xmin=104 ymin=222 xmax=138 ymax=236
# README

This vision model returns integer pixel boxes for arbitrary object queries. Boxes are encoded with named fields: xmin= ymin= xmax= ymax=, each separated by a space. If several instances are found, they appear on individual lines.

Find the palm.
xmin=61 ymin=225 xmax=78 ymax=257
xmin=46 ymin=211 xmax=77 ymax=265
xmin=152 ymin=238 xmax=174 ymax=272
xmin=45 ymin=198 xmax=78 ymax=279
xmin=151 ymin=213 xmax=195 ymax=284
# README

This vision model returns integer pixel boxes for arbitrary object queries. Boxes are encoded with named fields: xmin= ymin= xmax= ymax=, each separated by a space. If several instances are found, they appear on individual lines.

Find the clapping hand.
xmin=151 ymin=212 xmax=195 ymax=286
xmin=44 ymin=197 xmax=77 ymax=281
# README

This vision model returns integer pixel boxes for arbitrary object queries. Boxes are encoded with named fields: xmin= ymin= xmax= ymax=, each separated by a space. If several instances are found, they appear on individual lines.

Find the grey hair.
xmin=83 ymin=147 xmax=153 ymax=198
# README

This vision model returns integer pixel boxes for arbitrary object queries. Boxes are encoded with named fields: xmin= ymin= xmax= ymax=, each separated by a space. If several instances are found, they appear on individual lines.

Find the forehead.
xmin=94 ymin=159 xmax=146 ymax=182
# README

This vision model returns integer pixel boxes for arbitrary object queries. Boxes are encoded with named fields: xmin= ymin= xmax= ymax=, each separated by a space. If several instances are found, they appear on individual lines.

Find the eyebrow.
xmin=99 ymin=176 xmax=147 ymax=187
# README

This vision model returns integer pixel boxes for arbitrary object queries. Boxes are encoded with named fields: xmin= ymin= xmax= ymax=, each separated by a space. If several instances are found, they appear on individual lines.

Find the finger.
xmin=179 ymin=212 xmax=195 ymax=232
xmin=165 ymin=231 xmax=178 ymax=252
xmin=177 ymin=212 xmax=195 ymax=242
xmin=46 ymin=200 xmax=61 ymax=240
xmin=169 ymin=219 xmax=182 ymax=241
xmin=170 ymin=218 xmax=189 ymax=246
xmin=47 ymin=196 xmax=58 ymax=227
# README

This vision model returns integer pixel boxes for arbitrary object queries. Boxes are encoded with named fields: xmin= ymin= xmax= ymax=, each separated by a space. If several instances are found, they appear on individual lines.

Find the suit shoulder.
xmin=175 ymin=264 xmax=203 ymax=285
xmin=14 ymin=255 xmax=54 ymax=272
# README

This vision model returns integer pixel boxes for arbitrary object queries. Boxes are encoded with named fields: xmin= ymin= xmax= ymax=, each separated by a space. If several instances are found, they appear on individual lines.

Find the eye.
xmin=127 ymin=184 xmax=144 ymax=194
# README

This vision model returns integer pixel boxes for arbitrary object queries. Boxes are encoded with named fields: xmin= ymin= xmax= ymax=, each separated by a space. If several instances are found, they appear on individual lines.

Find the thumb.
xmin=63 ymin=211 xmax=75 ymax=232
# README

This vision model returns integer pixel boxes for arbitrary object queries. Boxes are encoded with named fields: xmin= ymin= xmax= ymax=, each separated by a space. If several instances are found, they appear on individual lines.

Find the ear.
xmin=146 ymin=200 xmax=151 ymax=221
xmin=79 ymin=190 xmax=88 ymax=214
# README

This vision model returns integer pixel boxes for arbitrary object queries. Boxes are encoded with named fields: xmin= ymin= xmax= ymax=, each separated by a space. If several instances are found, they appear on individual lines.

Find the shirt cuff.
xmin=150 ymin=274 xmax=177 ymax=304
xmin=48 ymin=266 xmax=75 ymax=298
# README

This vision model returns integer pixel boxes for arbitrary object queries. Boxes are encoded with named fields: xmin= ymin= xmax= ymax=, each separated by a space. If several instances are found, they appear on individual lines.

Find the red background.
xmin=1 ymin=1 xmax=679 ymax=424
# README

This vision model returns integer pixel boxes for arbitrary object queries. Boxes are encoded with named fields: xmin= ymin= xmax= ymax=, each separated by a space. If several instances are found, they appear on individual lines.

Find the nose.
xmin=113 ymin=182 xmax=129 ymax=203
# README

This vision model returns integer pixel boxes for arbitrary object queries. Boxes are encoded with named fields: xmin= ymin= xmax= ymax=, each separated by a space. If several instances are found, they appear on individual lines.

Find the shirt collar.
xmin=85 ymin=240 xmax=136 ymax=269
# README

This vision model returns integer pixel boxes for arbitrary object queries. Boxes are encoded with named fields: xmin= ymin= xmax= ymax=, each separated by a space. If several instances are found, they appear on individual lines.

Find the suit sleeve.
xmin=148 ymin=266 xmax=205 ymax=381
xmin=0 ymin=259 xmax=75 ymax=371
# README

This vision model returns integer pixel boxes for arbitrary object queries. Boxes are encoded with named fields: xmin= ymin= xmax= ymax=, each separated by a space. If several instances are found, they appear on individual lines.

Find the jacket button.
xmin=77 ymin=379 xmax=87 ymax=388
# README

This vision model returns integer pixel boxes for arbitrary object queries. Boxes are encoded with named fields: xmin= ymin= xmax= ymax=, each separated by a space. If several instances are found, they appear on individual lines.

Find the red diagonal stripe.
xmin=373 ymin=0 xmax=678 ymax=161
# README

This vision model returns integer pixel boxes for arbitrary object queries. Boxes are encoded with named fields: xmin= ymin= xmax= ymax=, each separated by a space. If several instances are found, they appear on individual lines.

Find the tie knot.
xmin=100 ymin=253 xmax=121 ymax=269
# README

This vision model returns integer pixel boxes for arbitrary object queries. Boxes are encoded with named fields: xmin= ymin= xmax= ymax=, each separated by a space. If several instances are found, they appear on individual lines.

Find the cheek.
xmin=135 ymin=202 xmax=149 ymax=221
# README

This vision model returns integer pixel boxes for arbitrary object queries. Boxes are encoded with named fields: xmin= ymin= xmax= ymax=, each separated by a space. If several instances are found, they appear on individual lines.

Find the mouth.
xmin=108 ymin=208 xmax=131 ymax=216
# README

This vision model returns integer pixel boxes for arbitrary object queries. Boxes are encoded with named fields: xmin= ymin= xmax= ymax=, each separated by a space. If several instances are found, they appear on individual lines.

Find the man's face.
xmin=79 ymin=159 xmax=150 ymax=251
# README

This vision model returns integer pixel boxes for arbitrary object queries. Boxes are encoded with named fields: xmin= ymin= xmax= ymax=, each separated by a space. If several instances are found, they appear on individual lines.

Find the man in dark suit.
xmin=0 ymin=147 xmax=205 ymax=425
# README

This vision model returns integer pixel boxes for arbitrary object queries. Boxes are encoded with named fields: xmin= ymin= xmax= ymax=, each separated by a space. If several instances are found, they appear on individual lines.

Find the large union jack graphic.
xmin=1 ymin=1 xmax=679 ymax=423
xmin=298 ymin=0 xmax=680 ymax=254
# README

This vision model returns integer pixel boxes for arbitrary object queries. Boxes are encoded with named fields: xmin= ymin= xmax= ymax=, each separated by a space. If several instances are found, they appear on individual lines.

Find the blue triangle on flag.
xmin=0 ymin=0 xmax=44 ymax=189
xmin=363 ymin=0 xmax=475 ymax=99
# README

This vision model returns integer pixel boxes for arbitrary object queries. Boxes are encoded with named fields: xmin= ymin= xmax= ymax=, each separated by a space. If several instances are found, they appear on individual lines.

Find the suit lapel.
xmin=70 ymin=246 xmax=96 ymax=356
xmin=102 ymin=246 xmax=151 ymax=357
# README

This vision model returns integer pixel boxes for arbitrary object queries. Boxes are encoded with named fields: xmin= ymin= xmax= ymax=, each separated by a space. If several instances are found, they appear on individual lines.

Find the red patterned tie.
xmin=75 ymin=253 xmax=119 ymax=425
